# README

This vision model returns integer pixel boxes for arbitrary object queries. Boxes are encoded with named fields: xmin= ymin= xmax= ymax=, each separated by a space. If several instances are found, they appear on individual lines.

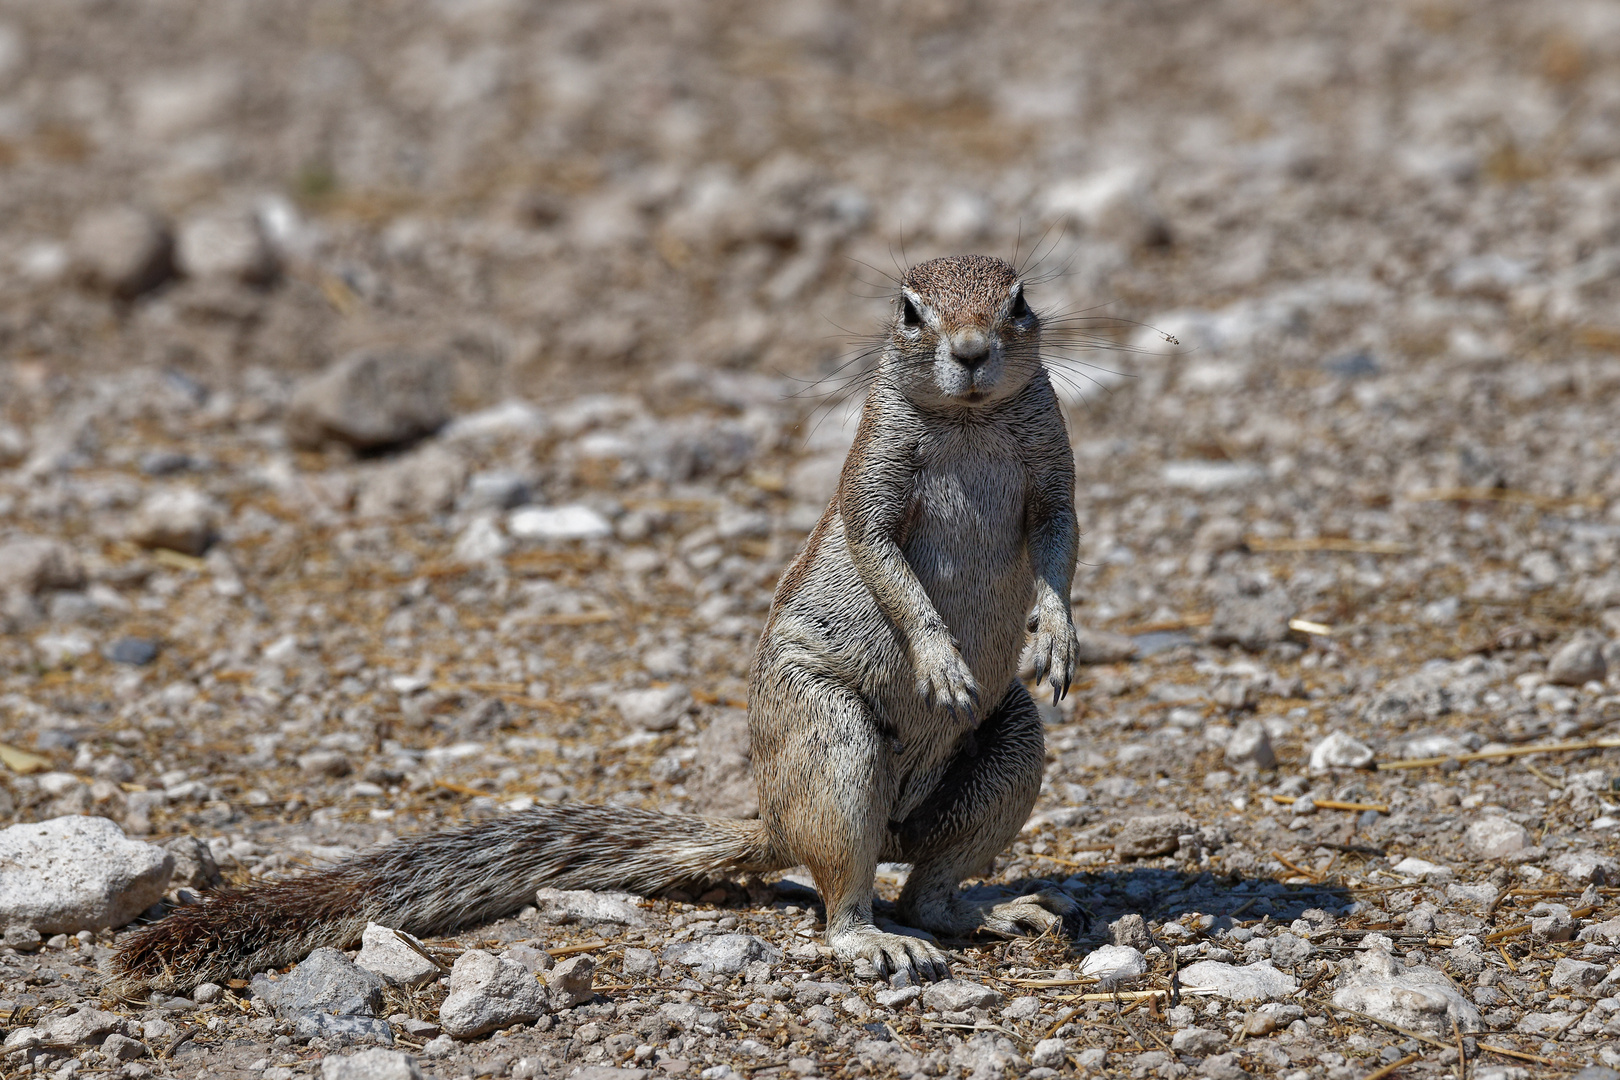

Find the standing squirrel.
xmin=114 ymin=254 xmax=1080 ymax=992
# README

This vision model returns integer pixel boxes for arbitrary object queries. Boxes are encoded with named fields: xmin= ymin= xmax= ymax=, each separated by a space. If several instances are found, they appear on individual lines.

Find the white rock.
xmin=1331 ymin=948 xmax=1481 ymax=1036
xmin=1162 ymin=461 xmax=1265 ymax=492
xmin=441 ymin=401 xmax=547 ymax=442
xmin=34 ymin=631 xmax=94 ymax=667
xmin=0 ymin=537 xmax=85 ymax=595
xmin=920 ymin=979 xmax=1003 ymax=1011
xmin=1030 ymin=1039 xmax=1069 ymax=1069
xmin=662 ymin=933 xmax=782 ymax=975
xmin=438 ymin=950 xmax=547 ymax=1040
xmin=508 ymin=505 xmax=613 ymax=541
xmin=0 ymin=816 xmax=173 ymax=933
xmin=1079 ymin=944 xmax=1147 ymax=983
xmin=1548 ymin=958 xmax=1607 ymax=991
xmin=1464 ymin=816 xmax=1533 ymax=860
xmin=615 ymin=684 xmax=691 ymax=731
xmin=69 ymin=206 xmax=174 ymax=299
xmin=1224 ymin=720 xmax=1275 ymax=771
xmin=452 ymin=516 xmax=510 ymax=564
xmin=533 ymin=888 xmax=648 ymax=927
xmin=130 ymin=486 xmax=219 ymax=556
xmin=546 ymin=955 xmax=596 ymax=1008
xmin=1553 ymin=851 xmax=1617 ymax=885
xmin=34 ymin=1007 xmax=125 ymax=1046
xmin=321 ymin=1048 xmax=424 ymax=1080
xmin=355 ymin=923 xmax=440 ymax=988
xmin=1309 ymin=731 xmax=1375 ymax=773
xmin=176 ymin=210 xmax=277 ymax=285
xmin=1547 ymin=634 xmax=1607 ymax=687
xmin=1392 ymin=857 xmax=1453 ymax=882
xmin=1178 ymin=960 xmax=1297 ymax=1002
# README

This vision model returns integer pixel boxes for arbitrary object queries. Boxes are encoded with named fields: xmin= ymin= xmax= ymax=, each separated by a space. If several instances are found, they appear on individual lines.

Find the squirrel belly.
xmin=113 ymin=804 xmax=779 ymax=993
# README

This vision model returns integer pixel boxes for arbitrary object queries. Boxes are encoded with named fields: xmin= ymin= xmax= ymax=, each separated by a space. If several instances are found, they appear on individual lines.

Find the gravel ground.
xmin=5 ymin=0 xmax=1620 ymax=1078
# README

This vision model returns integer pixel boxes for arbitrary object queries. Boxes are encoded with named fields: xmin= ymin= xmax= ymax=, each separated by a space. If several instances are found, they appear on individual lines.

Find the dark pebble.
xmin=107 ymin=637 xmax=160 ymax=665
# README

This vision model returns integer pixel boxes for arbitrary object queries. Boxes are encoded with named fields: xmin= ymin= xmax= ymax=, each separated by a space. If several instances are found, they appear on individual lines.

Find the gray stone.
xmin=1554 ymin=851 xmax=1618 ymax=886
xmin=1549 ymin=958 xmax=1607 ymax=991
xmin=286 ymin=347 xmax=453 ymax=452
xmin=1267 ymin=932 xmax=1314 ymax=966
xmin=163 ymin=835 xmax=222 ymax=891
xmin=101 ymin=1033 xmax=147 ymax=1060
xmin=4 ymin=925 xmax=42 ymax=951
xmin=1308 ymin=731 xmax=1376 ymax=772
xmin=107 ymin=637 xmax=160 ymax=665
xmin=793 ymin=980 xmax=852 ymax=1005
xmin=568 ymin=1070 xmax=648 ymax=1080
xmin=34 ymin=1007 xmax=126 ymax=1046
xmin=252 ymin=948 xmax=386 ymax=1019
xmin=355 ymin=923 xmax=440 ymax=988
xmin=321 ymin=1049 xmax=423 ymax=1080
xmin=0 ymin=816 xmax=173 ymax=933
xmin=1171 ymin=1027 xmax=1226 ymax=1054
xmin=920 ymin=979 xmax=1002 ymax=1011
xmin=1114 ymin=812 xmax=1196 ymax=859
xmin=1031 ymin=1039 xmax=1069 ymax=1069
xmin=614 ymin=685 xmax=691 ymax=732
xmin=1224 ymin=720 xmax=1275 ymax=771
xmin=439 ymin=949 xmax=547 ymax=1039
xmin=547 ymin=954 xmax=596 ymax=1008
xmin=662 ymin=933 xmax=782 ymax=974
xmin=1207 ymin=586 xmax=1294 ymax=650
xmin=295 ymin=1013 xmax=395 ymax=1046
xmin=1073 ymin=628 xmax=1138 ymax=665
xmin=70 ymin=205 xmax=174 ymax=298
xmin=1330 ymin=947 xmax=1480 ymax=1036
xmin=1110 ymin=913 xmax=1154 ymax=952
xmin=621 ymin=947 xmax=658 ymax=977
xmin=500 ymin=943 xmax=552 ymax=976
xmin=129 ymin=486 xmax=218 ymax=556
xmin=462 ymin=470 xmax=531 ymax=511
xmin=1178 ymin=961 xmax=1297 ymax=1002
xmin=1464 ymin=816 xmax=1533 ymax=860
xmin=691 ymin=707 xmax=756 ymax=819
xmin=298 ymin=749 xmax=353 ymax=778
xmin=192 ymin=982 xmax=224 ymax=1004
xmin=0 ymin=537 xmax=85 ymax=595
xmin=176 ymin=209 xmax=277 ymax=285
xmin=1547 ymin=634 xmax=1607 ymax=686
xmin=533 ymin=888 xmax=648 ymax=927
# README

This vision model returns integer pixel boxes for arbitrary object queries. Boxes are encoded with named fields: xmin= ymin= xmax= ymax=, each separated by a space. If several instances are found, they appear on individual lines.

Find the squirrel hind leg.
xmin=751 ymin=670 xmax=948 ymax=983
xmin=893 ymin=680 xmax=1064 ymax=938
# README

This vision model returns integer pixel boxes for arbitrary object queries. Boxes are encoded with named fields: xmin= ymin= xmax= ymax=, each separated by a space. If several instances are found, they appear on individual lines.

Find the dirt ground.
xmin=4 ymin=0 xmax=1620 ymax=1078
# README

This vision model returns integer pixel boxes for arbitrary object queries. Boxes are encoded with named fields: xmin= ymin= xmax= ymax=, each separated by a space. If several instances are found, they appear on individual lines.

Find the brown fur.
xmin=113 ymin=254 xmax=1080 ymax=991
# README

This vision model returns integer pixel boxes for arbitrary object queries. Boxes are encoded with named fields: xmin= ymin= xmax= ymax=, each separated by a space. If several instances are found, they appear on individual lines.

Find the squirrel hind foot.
xmin=826 ymin=924 xmax=951 ymax=984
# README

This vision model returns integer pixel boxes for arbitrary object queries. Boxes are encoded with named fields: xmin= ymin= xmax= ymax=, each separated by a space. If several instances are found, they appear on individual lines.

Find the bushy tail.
xmin=113 ymin=804 xmax=781 ymax=993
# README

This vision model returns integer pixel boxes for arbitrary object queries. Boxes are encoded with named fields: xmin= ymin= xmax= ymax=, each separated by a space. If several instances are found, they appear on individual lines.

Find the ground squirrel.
xmin=114 ymin=253 xmax=1081 ymax=991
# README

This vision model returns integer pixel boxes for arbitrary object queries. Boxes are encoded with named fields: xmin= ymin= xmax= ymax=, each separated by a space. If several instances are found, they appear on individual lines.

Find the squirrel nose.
xmin=950 ymin=331 xmax=991 ymax=370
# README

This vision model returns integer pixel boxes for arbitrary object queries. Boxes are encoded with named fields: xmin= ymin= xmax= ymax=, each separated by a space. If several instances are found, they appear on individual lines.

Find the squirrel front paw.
xmin=1027 ymin=600 xmax=1078 ymax=702
xmin=913 ymin=631 xmax=980 ymax=719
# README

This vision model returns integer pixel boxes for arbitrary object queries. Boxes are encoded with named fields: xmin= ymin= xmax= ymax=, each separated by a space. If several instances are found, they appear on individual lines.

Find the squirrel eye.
xmin=901 ymin=297 xmax=922 ymax=327
xmin=1010 ymin=291 xmax=1031 ymax=319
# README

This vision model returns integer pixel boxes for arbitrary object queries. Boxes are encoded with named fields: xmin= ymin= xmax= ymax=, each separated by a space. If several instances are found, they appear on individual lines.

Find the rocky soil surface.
xmin=6 ymin=1 xmax=1620 ymax=1079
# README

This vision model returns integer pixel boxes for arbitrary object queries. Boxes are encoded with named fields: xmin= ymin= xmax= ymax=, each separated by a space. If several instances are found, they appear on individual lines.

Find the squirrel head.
xmin=885 ymin=254 xmax=1041 ymax=410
